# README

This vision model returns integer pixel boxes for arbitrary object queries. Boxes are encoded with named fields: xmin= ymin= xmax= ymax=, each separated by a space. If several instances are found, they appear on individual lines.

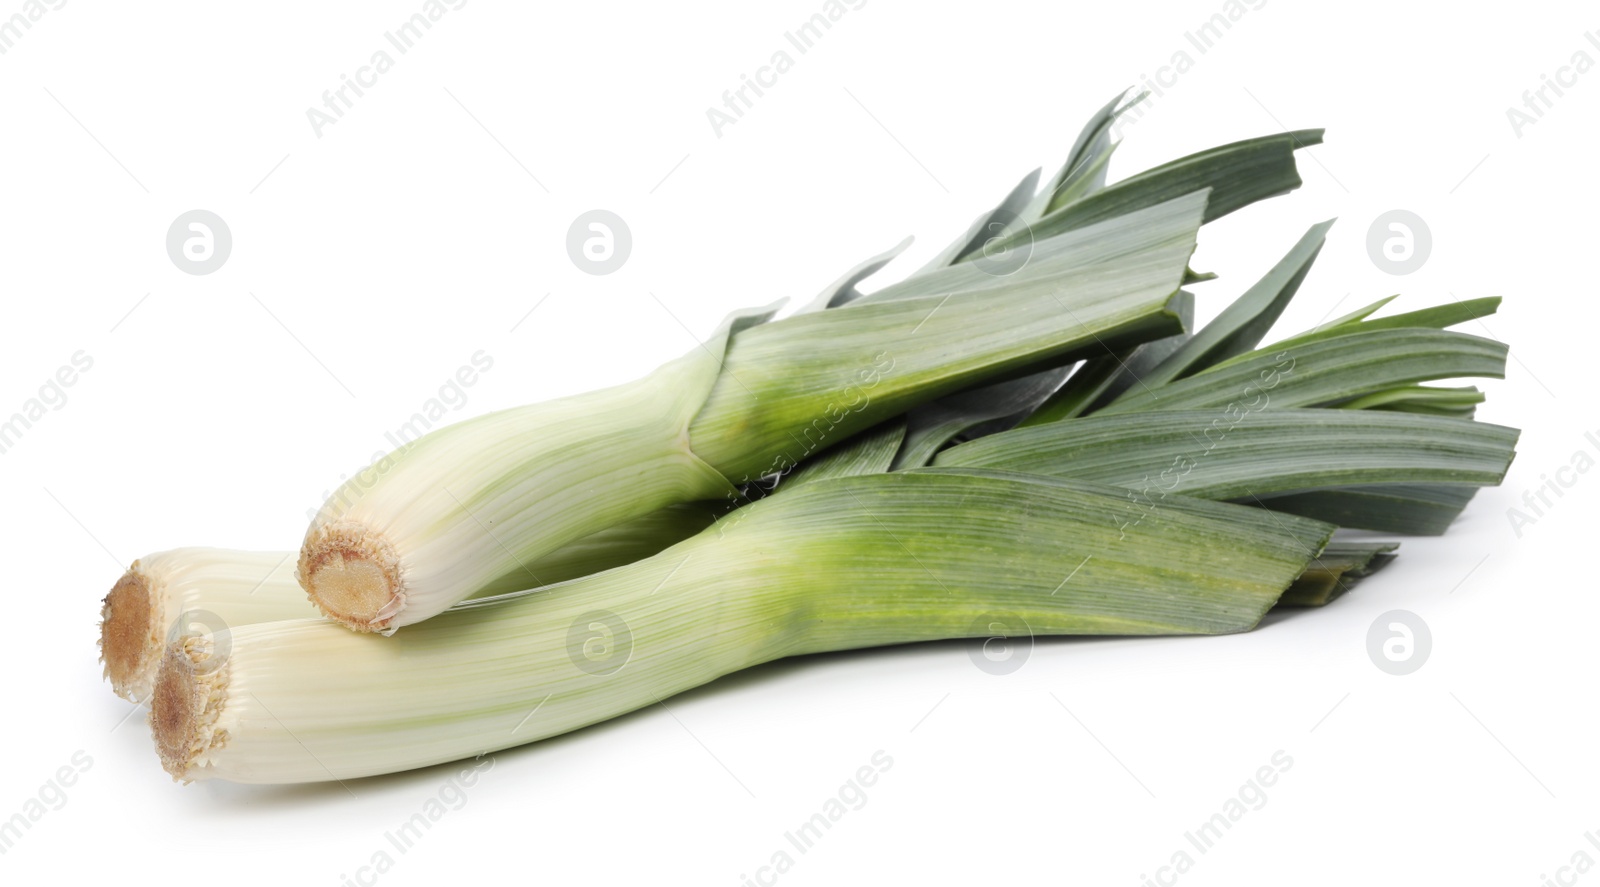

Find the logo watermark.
xmin=166 ymin=210 xmax=232 ymax=275
xmin=969 ymin=209 xmax=1032 ymax=278
xmin=566 ymin=609 xmax=633 ymax=677
xmin=164 ymin=609 xmax=230 ymax=677
xmin=1366 ymin=609 xmax=1431 ymax=676
xmin=704 ymin=0 xmax=869 ymax=138
xmin=566 ymin=210 xmax=632 ymax=275
xmin=967 ymin=613 xmax=1032 ymax=675
xmin=1365 ymin=210 xmax=1431 ymax=276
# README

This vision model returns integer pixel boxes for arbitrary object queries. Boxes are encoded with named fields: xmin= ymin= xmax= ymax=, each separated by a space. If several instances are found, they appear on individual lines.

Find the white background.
xmin=2 ymin=1 xmax=1596 ymax=884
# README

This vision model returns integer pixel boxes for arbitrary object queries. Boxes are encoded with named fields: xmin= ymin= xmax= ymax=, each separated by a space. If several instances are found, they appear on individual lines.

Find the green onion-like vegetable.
xmin=298 ymin=193 xmax=1207 ymax=633
xmin=114 ymin=92 xmax=1519 ymax=788
xmin=295 ymin=93 xmax=1327 ymax=634
xmin=155 ymin=470 xmax=1334 ymax=783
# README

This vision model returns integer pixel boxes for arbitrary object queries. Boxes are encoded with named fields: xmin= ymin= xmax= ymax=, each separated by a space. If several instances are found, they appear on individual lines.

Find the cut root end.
xmin=151 ymin=637 xmax=229 ymax=781
xmin=298 ymin=521 xmax=406 ymax=633
xmin=99 ymin=566 xmax=156 ymax=702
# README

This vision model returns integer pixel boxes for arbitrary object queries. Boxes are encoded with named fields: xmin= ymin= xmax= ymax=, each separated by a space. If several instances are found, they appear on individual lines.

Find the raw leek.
xmin=103 ymin=90 xmax=1523 ymax=792
xmin=155 ymin=470 xmax=1334 ymax=783
xmin=298 ymin=192 xmax=1208 ymax=632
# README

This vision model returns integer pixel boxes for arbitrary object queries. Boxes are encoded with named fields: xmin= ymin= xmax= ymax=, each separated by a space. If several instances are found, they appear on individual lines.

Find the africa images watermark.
xmin=0 ymin=0 xmax=67 ymax=58
xmin=1505 ymin=428 xmax=1600 ymax=538
xmin=704 ymin=0 xmax=868 ymax=138
xmin=338 ymin=754 xmax=495 ymax=887
xmin=745 ymin=350 xmax=893 ymax=484
xmin=1539 ymin=829 xmax=1600 ymax=887
xmin=306 ymin=350 xmax=494 ymax=522
xmin=1505 ymin=30 xmax=1600 ymax=138
xmin=739 ymin=749 xmax=893 ymax=887
xmin=1111 ymin=0 xmax=1269 ymax=138
xmin=304 ymin=0 xmax=469 ymax=138
xmin=712 ymin=350 xmax=894 ymax=536
xmin=0 ymin=750 xmax=93 ymax=857
xmin=0 ymin=351 xmax=94 ymax=458
xmin=1139 ymin=749 xmax=1294 ymax=886
xmin=1116 ymin=351 xmax=1295 ymax=539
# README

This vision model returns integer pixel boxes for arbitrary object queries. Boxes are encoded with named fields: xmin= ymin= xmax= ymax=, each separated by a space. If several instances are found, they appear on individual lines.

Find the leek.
xmin=155 ymin=470 xmax=1334 ymax=783
xmin=298 ymin=191 xmax=1211 ymax=632
xmin=298 ymin=121 xmax=1336 ymax=632
xmin=109 ymin=91 xmax=1523 ymax=791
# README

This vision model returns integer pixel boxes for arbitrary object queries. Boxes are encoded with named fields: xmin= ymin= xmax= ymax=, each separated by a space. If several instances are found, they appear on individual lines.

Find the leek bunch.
xmin=94 ymin=93 xmax=1519 ymax=784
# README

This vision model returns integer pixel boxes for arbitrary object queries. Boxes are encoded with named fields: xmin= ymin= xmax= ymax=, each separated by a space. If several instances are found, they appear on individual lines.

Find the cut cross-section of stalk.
xmin=99 ymin=549 xmax=303 ymax=703
xmin=1275 ymin=542 xmax=1400 ymax=607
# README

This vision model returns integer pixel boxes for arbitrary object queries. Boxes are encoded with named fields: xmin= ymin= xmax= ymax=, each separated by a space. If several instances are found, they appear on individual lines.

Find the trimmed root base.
xmin=297 ymin=520 xmax=407 ymax=632
xmin=151 ymin=637 xmax=230 ymax=781
xmin=99 ymin=566 xmax=157 ymax=702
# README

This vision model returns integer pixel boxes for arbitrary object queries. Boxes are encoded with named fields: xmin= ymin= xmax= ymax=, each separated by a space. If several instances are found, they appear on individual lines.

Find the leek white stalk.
xmin=157 ymin=470 xmax=1332 ymax=783
xmin=102 ymin=506 xmax=717 ymax=701
xmin=99 ymin=549 xmax=303 ymax=703
xmin=297 ymin=342 xmax=738 ymax=633
xmin=298 ymin=193 xmax=1209 ymax=633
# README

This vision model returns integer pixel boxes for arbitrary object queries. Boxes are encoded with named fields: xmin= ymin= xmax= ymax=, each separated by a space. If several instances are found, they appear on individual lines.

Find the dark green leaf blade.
xmin=1251 ymin=484 xmax=1481 ymax=535
xmin=1128 ymin=220 xmax=1334 ymax=389
xmin=935 ymin=409 xmax=1519 ymax=500
xmin=1096 ymin=328 xmax=1507 ymax=415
